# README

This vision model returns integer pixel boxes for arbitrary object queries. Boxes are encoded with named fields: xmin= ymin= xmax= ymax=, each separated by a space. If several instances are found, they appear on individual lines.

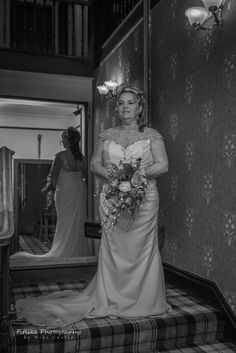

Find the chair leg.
xmin=39 ymin=223 xmax=43 ymax=241
xmin=45 ymin=218 xmax=48 ymax=242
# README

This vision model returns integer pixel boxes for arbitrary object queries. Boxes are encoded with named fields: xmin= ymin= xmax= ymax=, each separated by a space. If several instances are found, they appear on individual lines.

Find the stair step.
xmin=160 ymin=340 xmax=236 ymax=352
xmin=10 ymin=281 xmax=227 ymax=352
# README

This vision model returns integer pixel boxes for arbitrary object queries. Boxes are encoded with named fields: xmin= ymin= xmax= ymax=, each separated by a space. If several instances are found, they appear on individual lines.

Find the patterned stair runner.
xmin=160 ymin=341 xmax=236 ymax=353
xmin=9 ymin=280 xmax=232 ymax=353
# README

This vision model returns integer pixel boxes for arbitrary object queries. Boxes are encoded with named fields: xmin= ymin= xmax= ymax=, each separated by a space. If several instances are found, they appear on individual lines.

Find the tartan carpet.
xmin=161 ymin=341 xmax=236 ymax=352
xmin=9 ymin=280 xmax=229 ymax=353
xmin=19 ymin=235 xmax=52 ymax=255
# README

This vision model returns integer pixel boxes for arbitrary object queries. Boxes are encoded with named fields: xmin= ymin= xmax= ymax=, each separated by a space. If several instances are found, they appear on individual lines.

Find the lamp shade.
xmin=97 ymin=85 xmax=109 ymax=95
xmin=104 ymin=80 xmax=118 ymax=90
xmin=185 ymin=6 xmax=211 ymax=25
xmin=201 ymin=0 xmax=223 ymax=9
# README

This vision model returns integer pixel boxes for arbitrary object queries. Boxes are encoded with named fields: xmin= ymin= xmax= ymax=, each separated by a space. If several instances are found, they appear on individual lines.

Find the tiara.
xmin=122 ymin=87 xmax=144 ymax=96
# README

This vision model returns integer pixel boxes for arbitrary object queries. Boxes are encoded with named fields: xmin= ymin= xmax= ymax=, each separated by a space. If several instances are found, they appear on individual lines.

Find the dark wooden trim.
xmin=143 ymin=0 xmax=151 ymax=125
xmin=14 ymin=158 xmax=52 ymax=164
xmin=95 ymin=0 xmax=161 ymax=68
xmin=0 ymin=126 xmax=64 ymax=131
xmin=0 ymin=148 xmax=15 ymax=353
xmin=12 ymin=159 xmax=53 ymax=254
xmin=98 ymin=18 xmax=142 ymax=69
xmin=0 ymin=244 xmax=11 ymax=353
xmin=10 ymin=258 xmax=97 ymax=283
xmin=101 ymin=0 xmax=142 ymax=49
xmin=96 ymin=1 xmax=143 ymax=65
xmin=0 ymin=49 xmax=93 ymax=77
xmin=56 ymin=0 xmax=91 ymax=4
xmin=0 ymin=95 xmax=89 ymax=106
xmin=150 ymin=0 xmax=161 ymax=9
xmin=163 ymin=262 xmax=236 ymax=341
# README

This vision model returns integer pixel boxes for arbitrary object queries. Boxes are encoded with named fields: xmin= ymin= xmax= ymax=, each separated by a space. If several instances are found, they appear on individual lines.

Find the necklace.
xmin=117 ymin=127 xmax=139 ymax=133
xmin=110 ymin=128 xmax=145 ymax=149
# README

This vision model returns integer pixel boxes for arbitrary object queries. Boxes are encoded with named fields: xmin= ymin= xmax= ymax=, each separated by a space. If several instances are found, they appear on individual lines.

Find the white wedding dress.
xmin=16 ymin=127 xmax=170 ymax=327
xmin=11 ymin=156 xmax=92 ymax=258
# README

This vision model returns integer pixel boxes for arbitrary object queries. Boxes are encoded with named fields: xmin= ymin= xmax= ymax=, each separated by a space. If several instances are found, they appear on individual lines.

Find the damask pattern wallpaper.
xmin=151 ymin=0 xmax=236 ymax=314
xmin=93 ymin=22 xmax=144 ymax=222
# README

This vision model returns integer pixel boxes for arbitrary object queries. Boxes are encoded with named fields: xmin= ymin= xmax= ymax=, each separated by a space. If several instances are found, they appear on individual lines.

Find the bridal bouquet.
xmin=42 ymin=174 xmax=56 ymax=210
xmin=103 ymin=158 xmax=149 ymax=230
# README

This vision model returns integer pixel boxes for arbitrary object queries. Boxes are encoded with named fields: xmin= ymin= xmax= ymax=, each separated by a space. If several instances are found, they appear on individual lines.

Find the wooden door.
xmin=12 ymin=160 xmax=52 ymax=252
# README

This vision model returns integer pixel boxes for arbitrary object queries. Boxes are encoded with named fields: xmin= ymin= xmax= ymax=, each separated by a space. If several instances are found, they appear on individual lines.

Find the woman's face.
xmin=61 ymin=132 xmax=69 ymax=148
xmin=117 ymin=92 xmax=140 ymax=125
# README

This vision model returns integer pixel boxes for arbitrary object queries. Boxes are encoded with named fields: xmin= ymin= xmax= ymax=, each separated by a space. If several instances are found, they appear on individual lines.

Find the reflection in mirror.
xmin=15 ymin=159 xmax=54 ymax=253
xmin=0 ymin=97 xmax=93 ymax=263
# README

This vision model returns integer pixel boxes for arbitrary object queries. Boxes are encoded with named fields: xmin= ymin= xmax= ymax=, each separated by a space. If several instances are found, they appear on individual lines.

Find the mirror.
xmin=0 ymin=97 xmax=96 ymax=267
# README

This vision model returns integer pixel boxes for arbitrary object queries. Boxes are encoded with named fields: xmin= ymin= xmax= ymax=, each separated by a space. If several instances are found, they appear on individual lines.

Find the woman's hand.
xmin=137 ymin=139 xmax=169 ymax=178
xmin=42 ymin=175 xmax=56 ymax=193
xmin=104 ymin=164 xmax=118 ymax=182
xmin=139 ymin=159 xmax=151 ymax=173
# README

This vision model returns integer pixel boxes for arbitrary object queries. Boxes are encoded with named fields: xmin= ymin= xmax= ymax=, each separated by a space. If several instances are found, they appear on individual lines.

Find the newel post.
xmin=0 ymin=146 xmax=15 ymax=353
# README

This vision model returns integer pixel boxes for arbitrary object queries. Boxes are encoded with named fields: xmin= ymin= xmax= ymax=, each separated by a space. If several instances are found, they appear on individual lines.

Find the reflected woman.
xmin=11 ymin=127 xmax=92 ymax=258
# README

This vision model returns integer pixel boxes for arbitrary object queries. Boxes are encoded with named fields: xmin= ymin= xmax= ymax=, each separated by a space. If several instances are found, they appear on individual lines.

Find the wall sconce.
xmin=97 ymin=80 xmax=118 ymax=99
xmin=185 ymin=0 xmax=229 ymax=31
xmin=73 ymin=105 xmax=82 ymax=116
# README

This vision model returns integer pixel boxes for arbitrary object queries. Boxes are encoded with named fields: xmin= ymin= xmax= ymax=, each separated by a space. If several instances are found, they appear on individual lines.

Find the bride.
xmin=15 ymin=85 xmax=171 ymax=327
xmin=11 ymin=127 xmax=92 ymax=258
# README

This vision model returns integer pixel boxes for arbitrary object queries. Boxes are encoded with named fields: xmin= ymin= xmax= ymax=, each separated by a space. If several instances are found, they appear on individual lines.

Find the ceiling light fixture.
xmin=185 ymin=0 xmax=230 ymax=31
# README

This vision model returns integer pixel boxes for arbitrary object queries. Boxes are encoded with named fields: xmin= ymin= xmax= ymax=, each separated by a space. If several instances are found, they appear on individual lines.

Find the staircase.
xmin=9 ymin=278 xmax=236 ymax=353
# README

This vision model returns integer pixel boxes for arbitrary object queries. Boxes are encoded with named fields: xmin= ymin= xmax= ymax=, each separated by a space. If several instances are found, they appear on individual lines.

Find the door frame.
xmin=13 ymin=159 xmax=52 ymax=252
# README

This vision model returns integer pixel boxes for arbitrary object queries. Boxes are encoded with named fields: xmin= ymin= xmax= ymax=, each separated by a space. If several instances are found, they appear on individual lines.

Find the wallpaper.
xmin=93 ymin=21 xmax=144 ymax=222
xmin=151 ymin=0 xmax=236 ymax=314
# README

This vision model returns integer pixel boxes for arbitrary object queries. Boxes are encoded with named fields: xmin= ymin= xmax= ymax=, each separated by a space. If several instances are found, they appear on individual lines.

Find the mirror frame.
xmin=5 ymin=98 xmax=95 ymax=270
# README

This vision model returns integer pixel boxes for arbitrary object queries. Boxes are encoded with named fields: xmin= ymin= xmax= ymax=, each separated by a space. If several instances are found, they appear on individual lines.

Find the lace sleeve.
xmin=145 ymin=127 xmax=163 ymax=141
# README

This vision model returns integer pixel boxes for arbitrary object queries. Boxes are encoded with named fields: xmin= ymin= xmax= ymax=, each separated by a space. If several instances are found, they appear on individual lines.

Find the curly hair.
xmin=63 ymin=127 xmax=83 ymax=160
xmin=116 ymin=84 xmax=147 ymax=132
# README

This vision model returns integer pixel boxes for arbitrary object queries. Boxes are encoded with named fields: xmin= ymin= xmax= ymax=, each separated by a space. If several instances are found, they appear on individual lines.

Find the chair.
xmin=39 ymin=202 xmax=57 ymax=242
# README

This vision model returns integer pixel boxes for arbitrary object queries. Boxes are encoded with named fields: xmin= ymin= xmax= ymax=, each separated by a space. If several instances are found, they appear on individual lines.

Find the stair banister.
xmin=0 ymin=146 xmax=15 ymax=353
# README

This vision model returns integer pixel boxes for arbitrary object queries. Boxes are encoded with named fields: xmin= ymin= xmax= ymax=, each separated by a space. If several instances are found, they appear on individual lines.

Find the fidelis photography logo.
xmin=16 ymin=328 xmax=82 ymax=340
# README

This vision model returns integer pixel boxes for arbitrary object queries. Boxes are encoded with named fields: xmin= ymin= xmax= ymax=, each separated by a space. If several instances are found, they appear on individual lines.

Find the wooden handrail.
xmin=0 ymin=146 xmax=15 ymax=353
xmin=92 ymin=0 xmax=140 ymax=55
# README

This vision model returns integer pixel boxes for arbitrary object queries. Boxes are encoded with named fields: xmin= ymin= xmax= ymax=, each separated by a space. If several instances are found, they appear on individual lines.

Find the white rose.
xmin=119 ymin=181 xmax=131 ymax=192
xmin=131 ymin=170 xmax=146 ymax=187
